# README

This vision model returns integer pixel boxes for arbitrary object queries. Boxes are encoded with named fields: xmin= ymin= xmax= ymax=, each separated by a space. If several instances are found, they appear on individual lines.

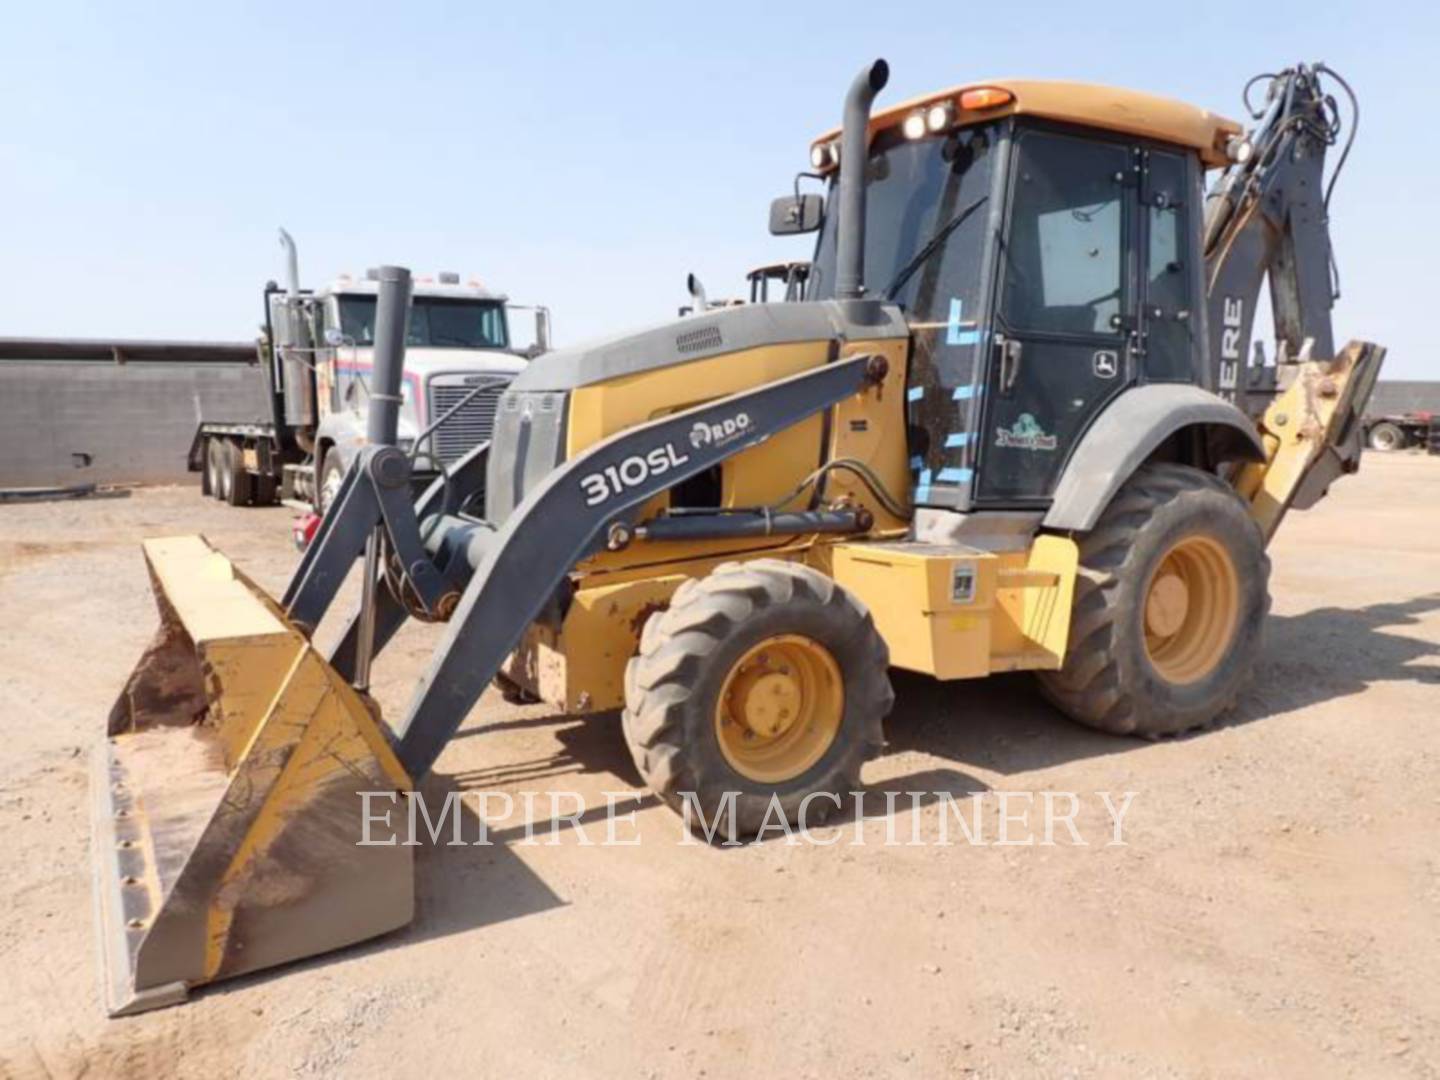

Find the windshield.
xmin=808 ymin=123 xmax=997 ymax=325
xmin=337 ymin=296 xmax=509 ymax=350
xmin=808 ymin=123 xmax=1000 ymax=512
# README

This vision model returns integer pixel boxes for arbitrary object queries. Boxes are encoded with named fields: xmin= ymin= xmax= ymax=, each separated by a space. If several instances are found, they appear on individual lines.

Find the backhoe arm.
xmin=1203 ymin=63 xmax=1356 ymax=420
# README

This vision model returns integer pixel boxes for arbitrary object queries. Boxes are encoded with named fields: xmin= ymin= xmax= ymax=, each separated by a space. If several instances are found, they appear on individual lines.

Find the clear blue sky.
xmin=1 ymin=1 xmax=1433 ymax=375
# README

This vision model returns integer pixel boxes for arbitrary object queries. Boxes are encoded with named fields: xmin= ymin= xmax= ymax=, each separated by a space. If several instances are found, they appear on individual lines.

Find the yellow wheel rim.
xmin=1142 ymin=534 xmax=1240 ymax=685
xmin=714 ymin=634 xmax=843 ymax=784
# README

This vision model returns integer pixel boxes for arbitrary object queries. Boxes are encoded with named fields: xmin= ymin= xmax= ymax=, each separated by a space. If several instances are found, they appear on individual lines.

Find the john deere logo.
xmin=995 ymin=413 xmax=1058 ymax=452
xmin=690 ymin=412 xmax=752 ymax=450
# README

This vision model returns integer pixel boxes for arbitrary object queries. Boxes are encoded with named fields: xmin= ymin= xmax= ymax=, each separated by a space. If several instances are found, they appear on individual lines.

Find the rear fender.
xmin=1043 ymin=384 xmax=1263 ymax=532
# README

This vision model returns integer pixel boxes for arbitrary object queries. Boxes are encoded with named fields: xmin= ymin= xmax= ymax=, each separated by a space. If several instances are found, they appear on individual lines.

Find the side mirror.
xmin=769 ymin=194 xmax=823 ymax=235
xmin=533 ymin=308 xmax=552 ymax=355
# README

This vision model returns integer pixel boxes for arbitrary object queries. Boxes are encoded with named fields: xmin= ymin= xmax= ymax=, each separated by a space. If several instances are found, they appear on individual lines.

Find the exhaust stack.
xmin=834 ymin=59 xmax=890 ymax=303
xmin=278 ymin=227 xmax=301 ymax=299
xmin=366 ymin=266 xmax=411 ymax=447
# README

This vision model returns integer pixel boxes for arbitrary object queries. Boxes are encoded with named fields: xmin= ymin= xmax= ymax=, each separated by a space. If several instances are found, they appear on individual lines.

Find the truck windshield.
xmin=338 ymin=296 xmax=509 ymax=350
xmin=808 ymin=123 xmax=997 ymax=325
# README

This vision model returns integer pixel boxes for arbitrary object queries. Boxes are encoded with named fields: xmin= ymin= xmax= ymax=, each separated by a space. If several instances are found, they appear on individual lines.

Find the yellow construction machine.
xmin=96 ymin=59 xmax=1380 ymax=1014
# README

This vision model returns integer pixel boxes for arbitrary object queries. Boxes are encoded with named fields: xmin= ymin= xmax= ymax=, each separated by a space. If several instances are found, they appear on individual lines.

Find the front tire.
xmin=317 ymin=452 xmax=345 ymax=515
xmin=1037 ymin=464 xmax=1270 ymax=737
xmin=623 ymin=559 xmax=893 ymax=839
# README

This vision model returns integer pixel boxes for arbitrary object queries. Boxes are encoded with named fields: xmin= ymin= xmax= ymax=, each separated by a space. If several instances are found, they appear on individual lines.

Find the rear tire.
xmin=623 ymin=559 xmax=892 ymax=840
xmin=204 ymin=438 xmax=226 ymax=499
xmin=222 ymin=439 xmax=253 ymax=507
xmin=1036 ymin=464 xmax=1270 ymax=737
xmin=1368 ymin=421 xmax=1407 ymax=452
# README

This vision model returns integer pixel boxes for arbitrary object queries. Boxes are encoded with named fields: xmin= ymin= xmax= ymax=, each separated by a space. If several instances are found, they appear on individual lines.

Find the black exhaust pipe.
xmin=367 ymin=265 xmax=412 ymax=447
xmin=835 ymin=58 xmax=890 ymax=304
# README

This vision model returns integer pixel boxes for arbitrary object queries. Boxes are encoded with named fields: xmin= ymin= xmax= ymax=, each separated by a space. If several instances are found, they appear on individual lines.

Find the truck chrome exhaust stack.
xmin=277 ymin=227 xmax=301 ymax=299
xmin=835 ymin=58 xmax=889 ymax=304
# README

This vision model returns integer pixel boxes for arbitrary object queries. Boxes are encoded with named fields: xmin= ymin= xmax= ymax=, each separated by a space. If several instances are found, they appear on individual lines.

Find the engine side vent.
xmin=676 ymin=324 xmax=723 ymax=354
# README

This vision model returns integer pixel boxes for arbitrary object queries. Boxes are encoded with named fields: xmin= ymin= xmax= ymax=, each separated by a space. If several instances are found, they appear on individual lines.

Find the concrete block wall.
xmin=0 ymin=362 xmax=271 ymax=488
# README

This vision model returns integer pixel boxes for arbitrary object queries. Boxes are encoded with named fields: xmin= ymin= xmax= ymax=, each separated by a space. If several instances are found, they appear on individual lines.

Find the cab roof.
xmin=811 ymin=78 xmax=1242 ymax=169
xmin=320 ymin=276 xmax=507 ymax=303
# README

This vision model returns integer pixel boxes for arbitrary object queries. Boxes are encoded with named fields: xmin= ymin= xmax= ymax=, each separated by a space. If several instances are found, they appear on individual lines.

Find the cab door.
xmin=976 ymin=128 xmax=1138 ymax=503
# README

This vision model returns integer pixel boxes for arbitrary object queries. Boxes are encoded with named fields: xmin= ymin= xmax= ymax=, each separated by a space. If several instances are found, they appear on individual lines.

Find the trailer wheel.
xmin=205 ymin=438 xmax=226 ymax=500
xmin=1367 ymin=421 xmax=1407 ymax=452
xmin=623 ymin=559 xmax=892 ymax=841
xmin=222 ymin=439 xmax=253 ymax=507
xmin=1036 ymin=464 xmax=1270 ymax=738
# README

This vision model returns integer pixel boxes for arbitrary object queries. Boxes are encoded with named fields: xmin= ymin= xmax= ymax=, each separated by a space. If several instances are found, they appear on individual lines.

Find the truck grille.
xmin=427 ymin=376 xmax=510 ymax=466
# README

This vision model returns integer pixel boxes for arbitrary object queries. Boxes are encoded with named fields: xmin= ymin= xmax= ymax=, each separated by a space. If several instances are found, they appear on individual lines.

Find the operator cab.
xmin=796 ymin=81 xmax=1239 ymax=513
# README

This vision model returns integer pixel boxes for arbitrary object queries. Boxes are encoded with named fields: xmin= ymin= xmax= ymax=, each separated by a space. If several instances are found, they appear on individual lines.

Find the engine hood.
xmin=508 ymin=300 xmax=908 ymax=393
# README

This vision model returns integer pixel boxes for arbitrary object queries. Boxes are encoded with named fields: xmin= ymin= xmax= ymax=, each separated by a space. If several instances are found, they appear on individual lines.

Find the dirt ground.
xmin=0 ymin=453 xmax=1437 ymax=1079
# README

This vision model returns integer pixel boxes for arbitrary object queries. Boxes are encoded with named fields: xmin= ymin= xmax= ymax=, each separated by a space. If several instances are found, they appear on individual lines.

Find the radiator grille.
xmin=427 ymin=377 xmax=509 ymax=466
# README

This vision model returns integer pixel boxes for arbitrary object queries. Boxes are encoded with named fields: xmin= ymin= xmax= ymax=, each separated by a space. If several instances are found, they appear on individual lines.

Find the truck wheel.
xmin=205 ymin=438 xmax=226 ymax=499
xmin=1036 ymin=464 xmax=1270 ymax=738
xmin=623 ymin=559 xmax=892 ymax=840
xmin=223 ymin=439 xmax=253 ymax=507
xmin=1368 ymin=421 xmax=1407 ymax=452
xmin=253 ymin=474 xmax=278 ymax=506
xmin=318 ymin=453 xmax=345 ymax=515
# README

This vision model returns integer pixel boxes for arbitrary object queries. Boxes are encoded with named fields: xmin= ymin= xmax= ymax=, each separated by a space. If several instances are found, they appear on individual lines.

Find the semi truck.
xmin=193 ymin=229 xmax=549 ymax=511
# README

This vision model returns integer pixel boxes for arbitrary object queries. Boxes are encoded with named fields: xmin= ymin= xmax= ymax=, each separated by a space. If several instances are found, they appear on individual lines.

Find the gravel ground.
xmin=0 ymin=453 xmax=1436 ymax=1079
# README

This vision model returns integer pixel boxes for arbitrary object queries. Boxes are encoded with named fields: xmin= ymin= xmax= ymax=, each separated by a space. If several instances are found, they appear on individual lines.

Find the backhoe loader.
xmin=96 ymin=58 xmax=1380 ymax=1014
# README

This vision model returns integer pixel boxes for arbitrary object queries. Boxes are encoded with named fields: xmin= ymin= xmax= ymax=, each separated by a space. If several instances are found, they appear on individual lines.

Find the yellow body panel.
xmin=830 ymin=534 xmax=1077 ymax=680
xmin=568 ymin=336 xmax=911 ymax=577
xmin=819 ymin=338 xmax=913 ymax=532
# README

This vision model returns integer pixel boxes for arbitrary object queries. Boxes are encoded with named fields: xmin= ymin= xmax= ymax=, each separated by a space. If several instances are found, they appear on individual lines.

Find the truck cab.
xmin=292 ymin=273 xmax=533 ymax=511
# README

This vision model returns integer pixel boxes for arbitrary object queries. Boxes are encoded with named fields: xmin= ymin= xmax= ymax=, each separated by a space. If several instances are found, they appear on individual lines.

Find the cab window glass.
xmin=1144 ymin=151 xmax=1194 ymax=379
xmin=1001 ymin=131 xmax=1127 ymax=336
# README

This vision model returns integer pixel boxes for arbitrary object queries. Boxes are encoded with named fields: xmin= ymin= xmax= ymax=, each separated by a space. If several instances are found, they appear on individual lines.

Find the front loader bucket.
xmin=94 ymin=535 xmax=412 ymax=1016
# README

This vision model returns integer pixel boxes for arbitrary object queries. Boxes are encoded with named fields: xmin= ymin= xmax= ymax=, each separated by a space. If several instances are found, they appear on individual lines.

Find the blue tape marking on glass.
xmin=937 ymin=467 xmax=974 ymax=483
xmin=943 ymin=433 xmax=970 ymax=448
xmin=915 ymin=468 xmax=933 ymax=501
xmin=946 ymin=298 xmax=981 ymax=346
xmin=906 ymin=386 xmax=925 ymax=402
xmin=953 ymin=384 xmax=980 ymax=401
